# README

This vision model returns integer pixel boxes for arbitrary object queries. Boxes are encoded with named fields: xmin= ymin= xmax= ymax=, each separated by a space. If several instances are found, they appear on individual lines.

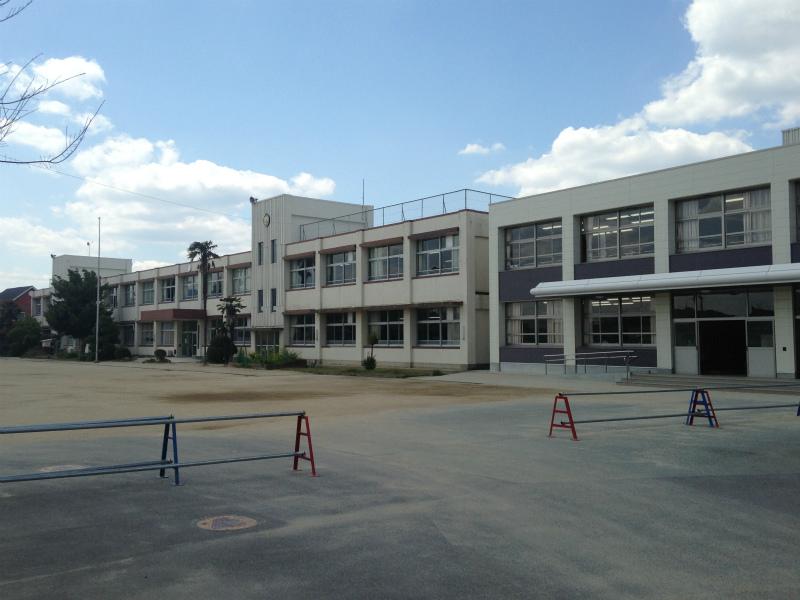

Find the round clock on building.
xmin=263 ymin=212 xmax=271 ymax=228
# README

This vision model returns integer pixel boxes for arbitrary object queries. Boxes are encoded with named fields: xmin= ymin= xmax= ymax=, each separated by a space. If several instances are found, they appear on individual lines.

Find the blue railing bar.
xmin=0 ymin=416 xmax=174 ymax=435
xmin=562 ymin=383 xmax=800 ymax=396
xmin=172 ymin=411 xmax=305 ymax=425
xmin=0 ymin=411 xmax=306 ymax=434
xmin=0 ymin=452 xmax=303 ymax=483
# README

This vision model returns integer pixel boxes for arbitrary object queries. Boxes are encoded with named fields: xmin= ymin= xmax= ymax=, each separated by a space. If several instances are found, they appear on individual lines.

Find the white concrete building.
xmin=51 ymin=254 xmax=132 ymax=281
xmin=489 ymin=131 xmax=800 ymax=378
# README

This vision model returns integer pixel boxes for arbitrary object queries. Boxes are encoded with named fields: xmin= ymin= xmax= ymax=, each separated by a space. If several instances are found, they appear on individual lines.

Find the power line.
xmin=27 ymin=163 xmax=249 ymax=221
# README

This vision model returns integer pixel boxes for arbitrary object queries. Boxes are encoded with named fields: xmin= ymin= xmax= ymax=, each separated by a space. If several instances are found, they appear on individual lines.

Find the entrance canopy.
xmin=530 ymin=263 xmax=800 ymax=298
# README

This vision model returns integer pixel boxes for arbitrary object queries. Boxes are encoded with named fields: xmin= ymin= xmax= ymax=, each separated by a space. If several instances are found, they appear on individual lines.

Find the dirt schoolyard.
xmin=1 ymin=358 xmax=799 ymax=599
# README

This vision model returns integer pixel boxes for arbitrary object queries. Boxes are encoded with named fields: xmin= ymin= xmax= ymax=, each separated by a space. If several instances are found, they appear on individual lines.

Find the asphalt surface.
xmin=1 ymin=366 xmax=799 ymax=598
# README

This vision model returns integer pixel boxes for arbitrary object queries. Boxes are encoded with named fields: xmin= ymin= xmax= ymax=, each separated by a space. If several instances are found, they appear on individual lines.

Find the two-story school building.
xmin=489 ymin=131 xmax=800 ymax=378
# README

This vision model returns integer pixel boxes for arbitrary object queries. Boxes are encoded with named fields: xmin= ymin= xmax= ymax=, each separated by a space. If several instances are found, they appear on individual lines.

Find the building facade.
xmin=489 ymin=135 xmax=800 ymax=378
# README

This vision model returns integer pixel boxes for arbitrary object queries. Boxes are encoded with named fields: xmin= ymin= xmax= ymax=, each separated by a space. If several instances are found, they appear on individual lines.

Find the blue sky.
xmin=2 ymin=0 xmax=799 ymax=289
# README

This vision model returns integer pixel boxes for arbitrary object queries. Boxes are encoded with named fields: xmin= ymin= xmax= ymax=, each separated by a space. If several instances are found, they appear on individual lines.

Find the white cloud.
xmin=4 ymin=121 xmax=70 ymax=155
xmin=38 ymin=100 xmax=71 ymax=116
xmin=32 ymin=56 xmax=106 ymax=101
xmin=132 ymin=259 xmax=171 ymax=272
xmin=643 ymin=0 xmax=800 ymax=127
xmin=478 ymin=118 xmax=751 ymax=196
xmin=476 ymin=0 xmax=793 ymax=196
xmin=458 ymin=142 xmax=505 ymax=155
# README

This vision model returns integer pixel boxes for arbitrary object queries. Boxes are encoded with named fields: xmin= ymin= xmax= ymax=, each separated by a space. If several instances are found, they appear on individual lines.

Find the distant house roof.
xmin=0 ymin=286 xmax=36 ymax=302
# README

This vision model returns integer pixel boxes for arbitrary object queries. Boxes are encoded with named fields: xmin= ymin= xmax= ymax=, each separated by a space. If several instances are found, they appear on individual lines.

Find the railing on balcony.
xmin=298 ymin=188 xmax=514 ymax=241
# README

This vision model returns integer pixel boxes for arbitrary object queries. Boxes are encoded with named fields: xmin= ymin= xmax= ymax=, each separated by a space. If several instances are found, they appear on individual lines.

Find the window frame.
xmin=159 ymin=321 xmax=175 ymax=346
xmin=367 ymin=310 xmax=404 ymax=347
xmin=181 ymin=274 xmax=198 ymax=301
xmin=141 ymin=281 xmax=155 ymax=305
xmin=416 ymin=306 xmax=461 ymax=347
xmin=160 ymin=278 xmax=175 ymax=303
xmin=505 ymin=220 xmax=563 ymax=270
xmin=325 ymin=250 xmax=356 ymax=286
xmin=583 ymin=295 xmax=656 ymax=347
xmin=325 ymin=312 xmax=356 ymax=346
xmin=368 ymin=243 xmax=404 ymax=281
xmin=208 ymin=271 xmax=224 ymax=298
xmin=140 ymin=322 xmax=154 ymax=346
xmin=123 ymin=284 xmax=136 ymax=306
xmin=232 ymin=267 xmax=251 ymax=295
xmin=289 ymin=257 xmax=316 ymax=289
xmin=505 ymin=300 xmax=563 ymax=346
xmin=581 ymin=205 xmax=654 ymax=262
xmin=233 ymin=316 xmax=251 ymax=346
xmin=289 ymin=313 xmax=316 ymax=346
xmin=416 ymin=233 xmax=459 ymax=277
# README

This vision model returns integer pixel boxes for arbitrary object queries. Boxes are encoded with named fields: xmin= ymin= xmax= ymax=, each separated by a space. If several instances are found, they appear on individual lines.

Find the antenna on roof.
xmin=362 ymin=179 xmax=365 ymax=206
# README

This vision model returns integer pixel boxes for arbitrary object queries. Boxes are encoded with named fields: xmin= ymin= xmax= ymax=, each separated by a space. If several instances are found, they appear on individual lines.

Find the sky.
xmin=2 ymin=0 xmax=799 ymax=290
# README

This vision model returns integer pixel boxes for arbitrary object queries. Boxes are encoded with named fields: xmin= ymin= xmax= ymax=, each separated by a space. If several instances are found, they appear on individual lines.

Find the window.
xmin=123 ymin=284 xmax=135 ymax=306
xmin=32 ymin=297 xmax=42 ymax=316
xmin=368 ymin=244 xmax=403 ymax=281
xmin=416 ymin=306 xmax=460 ymax=346
xmin=119 ymin=324 xmax=135 ymax=346
xmin=676 ymin=187 xmax=770 ymax=252
xmin=326 ymin=250 xmax=356 ymax=285
xmin=271 ymin=239 xmax=277 ymax=264
xmin=233 ymin=316 xmax=250 ymax=346
xmin=505 ymin=300 xmax=563 ymax=345
xmin=257 ymin=289 xmax=264 ymax=312
xmin=581 ymin=206 xmax=654 ymax=261
xmin=416 ymin=234 xmax=459 ymax=276
xmin=232 ymin=267 xmax=251 ymax=294
xmin=290 ymin=314 xmax=315 ymax=346
xmin=107 ymin=286 xmax=118 ymax=308
xmin=505 ymin=220 xmax=562 ymax=269
xmin=207 ymin=318 xmax=224 ymax=340
xmin=290 ymin=257 xmax=315 ymax=289
xmin=368 ymin=310 xmax=404 ymax=346
xmin=160 ymin=278 xmax=175 ymax=303
xmin=141 ymin=281 xmax=154 ymax=305
xmin=181 ymin=274 xmax=198 ymax=300
xmin=208 ymin=271 xmax=223 ymax=297
xmin=159 ymin=321 xmax=175 ymax=346
xmin=326 ymin=312 xmax=356 ymax=346
xmin=140 ymin=322 xmax=154 ymax=346
xmin=257 ymin=241 xmax=264 ymax=266
xmin=583 ymin=296 xmax=655 ymax=346
xmin=270 ymin=288 xmax=277 ymax=312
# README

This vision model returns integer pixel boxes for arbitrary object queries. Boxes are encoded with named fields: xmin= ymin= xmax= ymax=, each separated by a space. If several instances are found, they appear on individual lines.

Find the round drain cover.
xmin=197 ymin=515 xmax=257 ymax=531
xmin=39 ymin=464 xmax=85 ymax=473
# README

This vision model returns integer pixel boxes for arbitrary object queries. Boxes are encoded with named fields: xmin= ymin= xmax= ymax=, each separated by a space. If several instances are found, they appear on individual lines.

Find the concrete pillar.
xmin=774 ymin=285 xmax=795 ymax=377
xmin=654 ymin=292 xmax=673 ymax=371
xmin=562 ymin=215 xmax=577 ymax=281
xmin=771 ymin=179 xmax=792 ymax=264
xmin=562 ymin=297 xmax=578 ymax=366
xmin=488 ymin=219 xmax=503 ymax=370
xmin=654 ymin=199 xmax=671 ymax=273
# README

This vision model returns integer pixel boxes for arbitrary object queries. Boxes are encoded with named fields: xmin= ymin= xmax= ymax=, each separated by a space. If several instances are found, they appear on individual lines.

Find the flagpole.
xmin=95 ymin=217 xmax=100 ymax=363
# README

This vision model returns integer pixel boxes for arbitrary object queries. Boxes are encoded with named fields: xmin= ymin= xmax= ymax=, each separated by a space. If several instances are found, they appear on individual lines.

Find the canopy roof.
xmin=530 ymin=263 xmax=800 ymax=298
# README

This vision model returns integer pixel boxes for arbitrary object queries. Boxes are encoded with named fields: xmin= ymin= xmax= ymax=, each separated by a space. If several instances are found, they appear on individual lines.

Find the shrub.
xmin=22 ymin=347 xmax=51 ymax=359
xmin=432 ymin=369 xmax=443 ymax=376
xmin=56 ymin=350 xmax=79 ymax=360
xmin=207 ymin=334 xmax=236 ymax=363
xmin=114 ymin=346 xmax=132 ymax=360
xmin=362 ymin=355 xmax=377 ymax=370
xmin=206 ymin=345 xmax=224 ymax=364
xmin=6 ymin=316 xmax=41 ymax=356
xmin=234 ymin=349 xmax=251 ymax=367
xmin=154 ymin=349 xmax=168 ymax=362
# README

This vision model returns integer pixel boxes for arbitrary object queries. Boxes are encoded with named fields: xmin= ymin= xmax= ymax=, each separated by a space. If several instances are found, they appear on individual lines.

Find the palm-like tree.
xmin=187 ymin=240 xmax=219 ymax=364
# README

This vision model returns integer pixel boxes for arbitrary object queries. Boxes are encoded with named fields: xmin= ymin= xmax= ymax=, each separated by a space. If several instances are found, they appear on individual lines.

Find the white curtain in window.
xmin=676 ymin=199 xmax=700 ymax=251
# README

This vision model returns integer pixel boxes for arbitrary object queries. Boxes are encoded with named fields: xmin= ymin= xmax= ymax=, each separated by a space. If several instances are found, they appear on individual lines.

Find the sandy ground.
xmin=1 ymin=358 xmax=799 ymax=599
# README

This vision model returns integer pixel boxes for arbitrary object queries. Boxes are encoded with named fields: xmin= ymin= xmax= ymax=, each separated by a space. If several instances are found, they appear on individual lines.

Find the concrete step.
xmin=623 ymin=373 xmax=800 ymax=395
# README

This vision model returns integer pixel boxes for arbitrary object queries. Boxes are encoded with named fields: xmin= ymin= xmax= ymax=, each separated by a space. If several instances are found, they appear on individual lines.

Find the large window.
xmin=505 ymin=300 xmax=563 ymax=345
xmin=233 ymin=316 xmax=250 ymax=346
xmin=140 ymin=322 xmax=154 ymax=346
xmin=160 ymin=278 xmax=175 ymax=303
xmin=583 ymin=296 xmax=655 ymax=346
xmin=326 ymin=251 xmax=356 ymax=285
xmin=676 ymin=187 xmax=770 ymax=252
xmin=141 ymin=281 xmax=154 ymax=305
xmin=232 ymin=267 xmax=251 ymax=294
xmin=290 ymin=257 xmax=315 ymax=289
xmin=208 ymin=271 xmax=223 ymax=297
xmin=368 ymin=244 xmax=403 ymax=281
xmin=32 ymin=297 xmax=42 ymax=316
xmin=416 ymin=234 xmax=459 ymax=276
xmin=270 ymin=288 xmax=277 ymax=312
xmin=271 ymin=239 xmax=277 ymax=263
xmin=159 ymin=321 xmax=175 ymax=346
xmin=505 ymin=220 xmax=562 ymax=269
xmin=182 ymin=274 xmax=198 ymax=300
xmin=107 ymin=286 xmax=118 ymax=308
xmin=368 ymin=310 xmax=404 ymax=346
xmin=290 ymin=314 xmax=315 ymax=346
xmin=123 ymin=284 xmax=135 ymax=306
xmin=257 ymin=242 xmax=264 ymax=266
xmin=416 ymin=306 xmax=460 ymax=347
xmin=325 ymin=312 xmax=356 ymax=346
xmin=119 ymin=324 xmax=135 ymax=346
xmin=582 ymin=206 xmax=654 ymax=262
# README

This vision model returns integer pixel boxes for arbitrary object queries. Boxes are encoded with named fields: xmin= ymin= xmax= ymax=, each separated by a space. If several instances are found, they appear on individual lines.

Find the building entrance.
xmin=181 ymin=321 xmax=198 ymax=357
xmin=698 ymin=320 xmax=747 ymax=375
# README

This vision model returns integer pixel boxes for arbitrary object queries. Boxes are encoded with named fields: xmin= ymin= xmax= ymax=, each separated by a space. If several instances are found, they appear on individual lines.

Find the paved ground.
xmin=1 ymin=358 xmax=799 ymax=599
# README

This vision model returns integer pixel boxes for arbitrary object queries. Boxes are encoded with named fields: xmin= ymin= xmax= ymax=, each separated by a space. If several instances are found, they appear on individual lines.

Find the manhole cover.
xmin=39 ymin=465 xmax=86 ymax=473
xmin=196 ymin=515 xmax=257 ymax=531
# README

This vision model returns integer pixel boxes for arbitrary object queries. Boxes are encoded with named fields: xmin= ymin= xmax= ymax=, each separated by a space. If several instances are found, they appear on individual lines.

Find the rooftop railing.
xmin=298 ymin=188 xmax=514 ymax=241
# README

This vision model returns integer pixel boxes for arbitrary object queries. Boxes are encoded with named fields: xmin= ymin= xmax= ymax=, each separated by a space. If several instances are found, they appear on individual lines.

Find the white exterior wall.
xmin=489 ymin=142 xmax=800 ymax=376
xmin=283 ymin=210 xmax=489 ymax=369
xmin=52 ymin=255 xmax=132 ymax=281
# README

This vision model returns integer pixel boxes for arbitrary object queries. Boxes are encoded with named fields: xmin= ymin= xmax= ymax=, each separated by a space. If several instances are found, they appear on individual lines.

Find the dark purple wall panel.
xmin=791 ymin=243 xmax=800 ymax=263
xmin=574 ymin=257 xmax=655 ymax=280
xmin=669 ymin=246 xmax=772 ymax=272
xmin=499 ymin=266 xmax=563 ymax=302
xmin=500 ymin=346 xmax=563 ymax=363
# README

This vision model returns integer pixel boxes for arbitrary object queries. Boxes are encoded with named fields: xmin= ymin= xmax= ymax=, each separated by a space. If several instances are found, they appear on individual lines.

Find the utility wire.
xmin=27 ymin=163 xmax=249 ymax=221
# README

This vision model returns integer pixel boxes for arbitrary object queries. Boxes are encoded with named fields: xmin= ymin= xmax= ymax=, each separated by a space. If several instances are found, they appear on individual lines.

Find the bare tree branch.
xmin=0 ymin=0 xmax=104 ymax=165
